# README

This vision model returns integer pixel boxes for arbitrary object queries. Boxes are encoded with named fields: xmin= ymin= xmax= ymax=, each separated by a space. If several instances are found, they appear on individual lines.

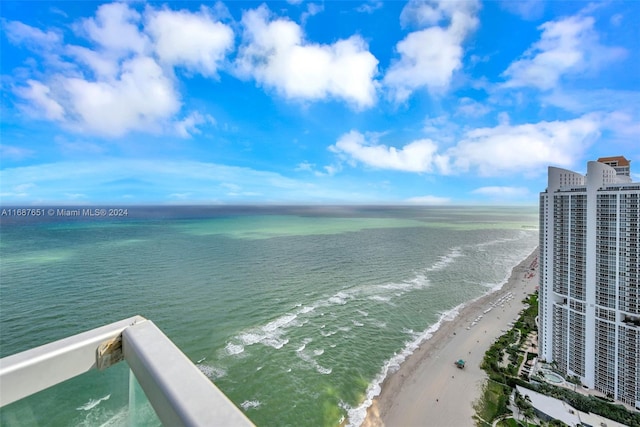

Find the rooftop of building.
xmin=597 ymin=156 xmax=630 ymax=167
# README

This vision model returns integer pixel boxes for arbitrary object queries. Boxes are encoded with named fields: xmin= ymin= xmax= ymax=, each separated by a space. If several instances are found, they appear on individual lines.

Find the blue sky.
xmin=1 ymin=0 xmax=639 ymax=205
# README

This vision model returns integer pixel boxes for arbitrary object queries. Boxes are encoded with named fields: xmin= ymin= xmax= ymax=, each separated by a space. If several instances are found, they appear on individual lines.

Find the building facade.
xmin=539 ymin=156 xmax=640 ymax=409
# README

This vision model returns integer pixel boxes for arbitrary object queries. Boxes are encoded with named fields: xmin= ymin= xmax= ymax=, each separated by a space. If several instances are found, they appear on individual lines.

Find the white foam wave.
xmin=76 ymin=394 xmax=111 ymax=411
xmin=352 ymin=320 xmax=364 ymax=327
xmin=296 ymin=338 xmax=313 ymax=353
xmin=481 ymin=248 xmax=537 ymax=292
xmin=225 ymin=342 xmax=245 ymax=355
xmin=368 ymin=295 xmax=391 ymax=303
xmin=378 ymin=282 xmax=412 ymax=291
xmin=371 ymin=319 xmax=387 ymax=328
xmin=295 ymin=340 xmax=332 ymax=376
xmin=297 ymin=346 xmax=331 ymax=377
xmin=357 ymin=309 xmax=369 ymax=317
xmin=241 ymin=400 xmax=261 ymax=410
xmin=345 ymin=302 xmax=466 ymax=427
xmin=317 ymin=365 xmax=332 ymax=375
xmin=96 ymin=407 xmax=129 ymax=427
xmin=406 ymin=274 xmax=428 ymax=288
xmin=427 ymin=246 xmax=463 ymax=272
xmin=328 ymin=291 xmax=350 ymax=305
xmin=443 ymin=306 xmax=460 ymax=321
xmin=401 ymin=327 xmax=417 ymax=337
xmin=229 ymin=312 xmax=302 ymax=352
xmin=197 ymin=364 xmax=226 ymax=380
xmin=238 ymin=332 xmax=263 ymax=346
xmin=263 ymin=337 xmax=288 ymax=349
xmin=475 ymin=236 xmax=521 ymax=250
xmin=263 ymin=313 xmax=297 ymax=332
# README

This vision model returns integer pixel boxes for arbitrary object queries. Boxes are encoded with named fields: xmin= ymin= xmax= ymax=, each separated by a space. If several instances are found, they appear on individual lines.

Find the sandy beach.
xmin=361 ymin=248 xmax=539 ymax=427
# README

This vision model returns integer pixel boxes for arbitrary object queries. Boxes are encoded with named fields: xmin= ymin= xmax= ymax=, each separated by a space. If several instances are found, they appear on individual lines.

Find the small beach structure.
xmin=455 ymin=359 xmax=465 ymax=369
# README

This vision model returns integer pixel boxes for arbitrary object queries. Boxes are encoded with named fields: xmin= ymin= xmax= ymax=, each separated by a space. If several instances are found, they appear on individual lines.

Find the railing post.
xmin=122 ymin=320 xmax=254 ymax=427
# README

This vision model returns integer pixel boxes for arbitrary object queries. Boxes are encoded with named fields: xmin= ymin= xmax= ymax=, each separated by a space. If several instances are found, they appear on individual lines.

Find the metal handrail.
xmin=0 ymin=315 xmax=146 ymax=406
xmin=0 ymin=316 xmax=254 ymax=427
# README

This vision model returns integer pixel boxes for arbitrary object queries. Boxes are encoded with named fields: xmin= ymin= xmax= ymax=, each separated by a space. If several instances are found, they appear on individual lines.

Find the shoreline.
xmin=359 ymin=248 xmax=540 ymax=427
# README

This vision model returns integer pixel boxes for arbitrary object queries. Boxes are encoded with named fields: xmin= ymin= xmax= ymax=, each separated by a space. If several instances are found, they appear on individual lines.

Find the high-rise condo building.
xmin=539 ymin=156 xmax=639 ymax=409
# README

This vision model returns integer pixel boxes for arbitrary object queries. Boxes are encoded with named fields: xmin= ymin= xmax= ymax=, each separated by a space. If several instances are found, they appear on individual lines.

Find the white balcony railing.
xmin=0 ymin=316 xmax=254 ymax=427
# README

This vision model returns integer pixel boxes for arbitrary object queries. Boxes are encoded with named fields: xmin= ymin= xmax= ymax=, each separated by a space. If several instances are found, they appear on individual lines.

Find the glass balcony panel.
xmin=0 ymin=362 xmax=129 ymax=426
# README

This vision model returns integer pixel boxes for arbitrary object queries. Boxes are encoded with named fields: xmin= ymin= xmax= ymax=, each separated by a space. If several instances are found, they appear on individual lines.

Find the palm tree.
xmin=522 ymin=407 xmax=535 ymax=426
xmin=513 ymin=390 xmax=529 ymax=426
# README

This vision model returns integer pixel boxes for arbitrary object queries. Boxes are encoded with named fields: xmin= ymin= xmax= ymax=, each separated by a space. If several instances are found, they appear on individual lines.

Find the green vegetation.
xmin=509 ymin=380 xmax=640 ymax=427
xmin=473 ymin=380 xmax=511 ymax=426
xmin=474 ymin=290 xmax=640 ymax=427
xmin=474 ymin=294 xmax=538 ymax=426
xmin=496 ymin=419 xmax=518 ymax=427
xmin=496 ymin=418 xmax=539 ymax=427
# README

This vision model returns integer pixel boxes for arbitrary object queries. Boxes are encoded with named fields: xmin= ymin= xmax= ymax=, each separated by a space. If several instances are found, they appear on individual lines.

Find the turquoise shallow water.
xmin=0 ymin=206 xmax=538 ymax=426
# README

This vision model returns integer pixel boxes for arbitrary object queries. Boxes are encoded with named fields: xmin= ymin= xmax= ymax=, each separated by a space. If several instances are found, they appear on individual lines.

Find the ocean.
xmin=0 ymin=205 xmax=538 ymax=426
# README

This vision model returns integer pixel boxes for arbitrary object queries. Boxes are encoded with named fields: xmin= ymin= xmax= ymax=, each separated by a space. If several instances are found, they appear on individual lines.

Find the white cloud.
xmin=448 ymin=114 xmax=602 ymax=175
xmin=542 ymin=89 xmax=640 ymax=115
xmin=67 ymin=45 xmax=120 ymax=78
xmin=321 ymin=164 xmax=342 ymax=176
xmin=329 ymin=130 xmax=447 ymax=173
xmin=7 ymin=2 xmax=239 ymax=138
xmin=331 ymin=114 xmax=604 ymax=178
xmin=301 ymin=3 xmax=324 ymax=25
xmin=384 ymin=0 xmax=479 ymax=102
xmin=502 ymin=15 xmax=627 ymax=90
xmin=168 ymin=192 xmax=194 ymax=200
xmin=16 ymin=80 xmax=65 ymax=120
xmin=62 ymin=56 xmax=181 ymax=136
xmin=146 ymin=6 xmax=234 ymax=77
xmin=423 ymin=115 xmax=458 ymax=145
xmin=15 ymin=183 xmax=36 ymax=193
xmin=4 ymin=21 xmax=62 ymax=48
xmin=471 ymin=186 xmax=530 ymax=198
xmin=80 ymin=2 xmax=149 ymax=56
xmin=610 ymin=13 xmax=623 ymax=26
xmin=601 ymin=111 xmax=640 ymax=139
xmin=456 ymin=97 xmax=491 ymax=117
xmin=405 ymin=195 xmax=451 ymax=205
xmin=64 ymin=193 xmax=87 ymax=200
xmin=356 ymin=1 xmax=383 ymax=14
xmin=0 ymin=159 xmax=379 ymax=204
xmin=0 ymin=182 xmax=36 ymax=199
xmin=16 ymin=55 xmax=182 ymax=137
xmin=499 ymin=0 xmax=545 ymax=21
xmin=235 ymin=5 xmax=379 ymax=109
xmin=295 ymin=161 xmax=315 ymax=172
xmin=54 ymin=137 xmax=107 ymax=155
xmin=295 ymin=161 xmax=341 ymax=177
xmin=174 ymin=112 xmax=216 ymax=138
xmin=0 ymin=145 xmax=35 ymax=161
